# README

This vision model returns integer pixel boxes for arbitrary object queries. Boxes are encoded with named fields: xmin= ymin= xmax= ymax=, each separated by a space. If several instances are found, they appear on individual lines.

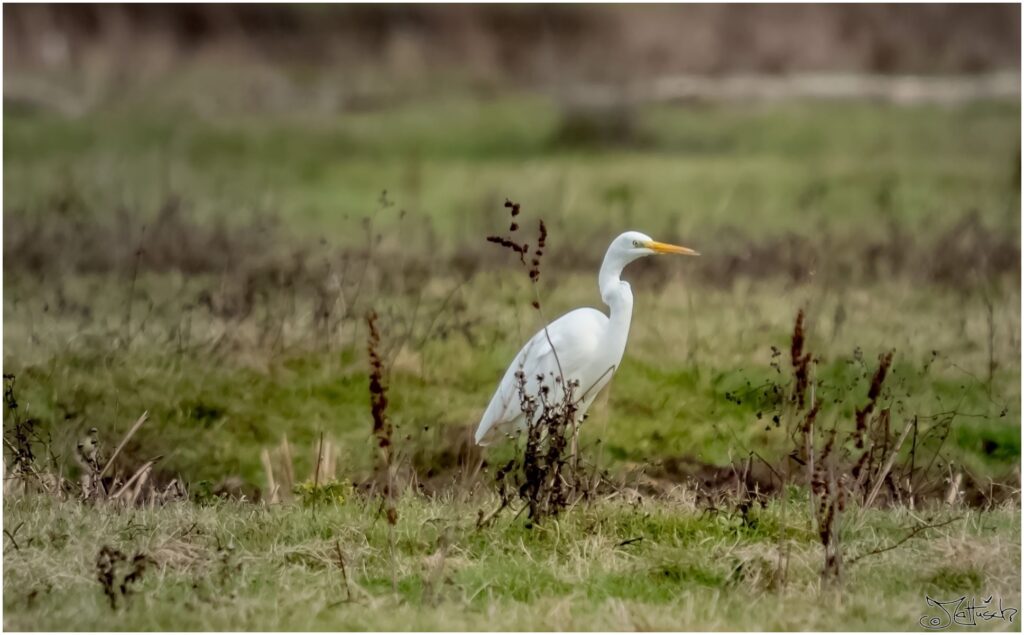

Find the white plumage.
xmin=475 ymin=231 xmax=698 ymax=445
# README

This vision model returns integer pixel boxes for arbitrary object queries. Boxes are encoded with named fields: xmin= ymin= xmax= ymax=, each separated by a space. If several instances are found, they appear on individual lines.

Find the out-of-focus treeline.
xmin=4 ymin=4 xmax=1020 ymax=82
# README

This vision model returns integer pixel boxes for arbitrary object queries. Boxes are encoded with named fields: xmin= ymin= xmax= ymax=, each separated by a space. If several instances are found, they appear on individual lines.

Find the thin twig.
xmin=334 ymin=539 xmax=353 ymax=602
xmin=2 ymin=437 xmax=46 ymax=484
xmin=806 ymin=371 xmax=815 ymax=522
xmin=863 ymin=417 xmax=915 ymax=509
xmin=476 ymin=498 xmax=509 ymax=530
xmin=261 ymin=448 xmax=278 ymax=504
xmin=128 ymin=466 xmax=152 ymax=506
xmin=415 ymin=280 xmax=466 ymax=350
xmin=4 ymin=523 xmax=23 ymax=551
xmin=280 ymin=434 xmax=295 ymax=492
xmin=314 ymin=431 xmax=324 ymax=489
xmin=848 ymin=516 xmax=964 ymax=565
xmin=313 ymin=431 xmax=324 ymax=517
xmin=111 ymin=456 xmax=162 ymax=499
xmin=528 ymin=283 xmax=567 ymax=391
xmin=122 ymin=242 xmax=144 ymax=346
xmin=99 ymin=411 xmax=149 ymax=479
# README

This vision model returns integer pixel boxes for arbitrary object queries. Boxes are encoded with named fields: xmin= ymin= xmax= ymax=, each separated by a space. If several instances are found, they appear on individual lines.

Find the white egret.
xmin=475 ymin=231 xmax=698 ymax=445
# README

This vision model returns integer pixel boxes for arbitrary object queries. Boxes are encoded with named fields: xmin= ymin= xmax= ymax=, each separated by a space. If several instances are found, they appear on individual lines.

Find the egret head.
xmin=609 ymin=230 xmax=700 ymax=264
xmin=598 ymin=231 xmax=699 ymax=302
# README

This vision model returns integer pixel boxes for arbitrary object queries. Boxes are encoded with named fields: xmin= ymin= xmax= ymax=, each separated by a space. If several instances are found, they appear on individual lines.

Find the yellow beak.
xmin=644 ymin=240 xmax=700 ymax=256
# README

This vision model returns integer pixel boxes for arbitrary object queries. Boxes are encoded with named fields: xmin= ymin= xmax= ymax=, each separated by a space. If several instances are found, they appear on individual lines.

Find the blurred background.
xmin=5 ymin=5 xmax=1021 ymax=82
xmin=3 ymin=4 xmax=1020 ymax=499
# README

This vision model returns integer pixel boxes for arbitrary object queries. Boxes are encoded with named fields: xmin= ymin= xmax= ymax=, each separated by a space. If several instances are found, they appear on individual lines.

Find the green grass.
xmin=3 ymin=86 xmax=1020 ymax=630
xmin=2 ymin=272 xmax=1019 ymax=487
xmin=5 ymin=96 xmax=1019 ymax=243
xmin=3 ymin=495 xmax=1019 ymax=630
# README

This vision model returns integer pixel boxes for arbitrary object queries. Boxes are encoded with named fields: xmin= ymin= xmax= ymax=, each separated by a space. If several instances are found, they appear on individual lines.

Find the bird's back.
xmin=475 ymin=308 xmax=609 ymax=445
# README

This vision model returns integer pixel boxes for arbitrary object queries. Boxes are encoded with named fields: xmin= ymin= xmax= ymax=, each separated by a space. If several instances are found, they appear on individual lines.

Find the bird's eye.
xmin=632 ymin=240 xmax=640 ymax=247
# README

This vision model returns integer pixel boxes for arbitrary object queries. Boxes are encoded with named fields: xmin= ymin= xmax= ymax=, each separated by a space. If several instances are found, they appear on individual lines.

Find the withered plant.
xmin=95 ymin=545 xmax=151 ymax=610
xmin=3 ymin=380 xmax=180 ymax=506
xmin=483 ymin=199 xmax=591 ymax=523
xmin=811 ymin=430 xmax=846 ymax=583
xmin=3 ymin=373 xmax=40 ymax=493
xmin=366 ymin=309 xmax=399 ymax=591
xmin=756 ymin=308 xmax=968 ymax=585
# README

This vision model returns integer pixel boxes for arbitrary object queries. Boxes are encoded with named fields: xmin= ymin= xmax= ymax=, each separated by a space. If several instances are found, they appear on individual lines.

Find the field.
xmin=3 ymin=75 xmax=1021 ymax=630
xmin=3 ymin=496 xmax=1020 ymax=630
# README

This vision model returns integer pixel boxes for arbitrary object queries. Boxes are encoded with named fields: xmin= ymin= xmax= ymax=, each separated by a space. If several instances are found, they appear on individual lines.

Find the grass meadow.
xmin=3 ymin=82 xmax=1021 ymax=630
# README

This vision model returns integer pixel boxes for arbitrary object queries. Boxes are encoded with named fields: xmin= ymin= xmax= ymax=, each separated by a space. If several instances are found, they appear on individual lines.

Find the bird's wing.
xmin=475 ymin=308 xmax=606 ymax=445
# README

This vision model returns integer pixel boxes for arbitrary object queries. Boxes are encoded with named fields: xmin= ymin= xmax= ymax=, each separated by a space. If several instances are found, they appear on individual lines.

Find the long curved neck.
xmin=598 ymin=252 xmax=634 ymax=336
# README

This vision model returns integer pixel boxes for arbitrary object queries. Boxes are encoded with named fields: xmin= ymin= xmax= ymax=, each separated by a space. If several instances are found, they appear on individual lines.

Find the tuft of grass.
xmin=922 ymin=566 xmax=986 ymax=595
